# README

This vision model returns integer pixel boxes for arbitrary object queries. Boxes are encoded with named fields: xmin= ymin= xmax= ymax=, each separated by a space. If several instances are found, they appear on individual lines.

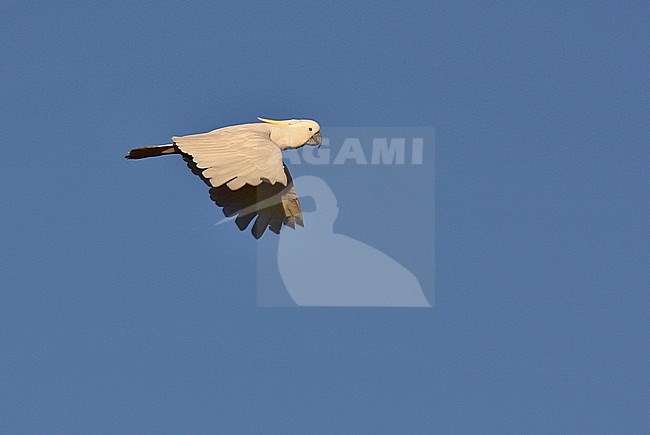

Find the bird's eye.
xmin=308 ymin=127 xmax=313 ymax=131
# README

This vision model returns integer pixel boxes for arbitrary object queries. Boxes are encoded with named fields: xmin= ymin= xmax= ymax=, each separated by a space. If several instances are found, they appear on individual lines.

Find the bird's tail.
xmin=125 ymin=144 xmax=177 ymax=160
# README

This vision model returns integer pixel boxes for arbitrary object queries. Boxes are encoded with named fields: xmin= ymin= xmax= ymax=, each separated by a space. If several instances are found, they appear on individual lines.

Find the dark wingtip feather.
xmin=235 ymin=213 xmax=256 ymax=231
xmin=251 ymin=216 xmax=268 ymax=239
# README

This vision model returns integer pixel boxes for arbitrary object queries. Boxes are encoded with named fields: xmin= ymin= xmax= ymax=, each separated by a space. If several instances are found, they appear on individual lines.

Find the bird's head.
xmin=259 ymin=117 xmax=322 ymax=149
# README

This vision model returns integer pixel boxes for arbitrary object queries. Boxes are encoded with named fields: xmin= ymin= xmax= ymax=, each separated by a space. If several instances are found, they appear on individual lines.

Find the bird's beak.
xmin=306 ymin=131 xmax=322 ymax=146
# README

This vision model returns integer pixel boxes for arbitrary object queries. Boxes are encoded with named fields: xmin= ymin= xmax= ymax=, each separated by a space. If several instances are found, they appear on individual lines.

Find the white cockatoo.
xmin=126 ymin=117 xmax=322 ymax=238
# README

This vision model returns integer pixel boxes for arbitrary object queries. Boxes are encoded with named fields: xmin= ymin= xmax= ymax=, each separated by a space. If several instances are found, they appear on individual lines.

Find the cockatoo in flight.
xmin=126 ymin=117 xmax=322 ymax=238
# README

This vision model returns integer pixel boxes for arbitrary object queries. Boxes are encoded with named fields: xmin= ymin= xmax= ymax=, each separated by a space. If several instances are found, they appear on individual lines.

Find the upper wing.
xmin=173 ymin=125 xmax=287 ymax=190
xmin=174 ymin=125 xmax=302 ymax=238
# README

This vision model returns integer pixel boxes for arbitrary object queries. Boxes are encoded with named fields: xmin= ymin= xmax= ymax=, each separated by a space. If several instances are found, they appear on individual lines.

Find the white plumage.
xmin=126 ymin=117 xmax=322 ymax=238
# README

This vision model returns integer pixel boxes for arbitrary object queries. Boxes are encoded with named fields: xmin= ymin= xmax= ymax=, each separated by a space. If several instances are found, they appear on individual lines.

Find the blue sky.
xmin=1 ymin=1 xmax=648 ymax=432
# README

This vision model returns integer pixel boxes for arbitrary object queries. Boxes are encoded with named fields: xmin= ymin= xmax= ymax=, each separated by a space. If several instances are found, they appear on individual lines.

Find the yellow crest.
xmin=257 ymin=117 xmax=293 ymax=125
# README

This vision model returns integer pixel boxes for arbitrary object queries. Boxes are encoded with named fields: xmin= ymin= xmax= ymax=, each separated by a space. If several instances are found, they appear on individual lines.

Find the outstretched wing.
xmin=173 ymin=125 xmax=287 ymax=190
xmin=209 ymin=165 xmax=303 ymax=238
xmin=174 ymin=125 xmax=302 ymax=238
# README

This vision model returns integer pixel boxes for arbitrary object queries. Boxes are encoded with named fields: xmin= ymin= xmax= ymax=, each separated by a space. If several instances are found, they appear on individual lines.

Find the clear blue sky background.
xmin=1 ymin=1 xmax=648 ymax=432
